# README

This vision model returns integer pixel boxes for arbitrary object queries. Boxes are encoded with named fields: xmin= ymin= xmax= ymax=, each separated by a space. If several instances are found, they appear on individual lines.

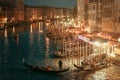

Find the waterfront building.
xmin=114 ymin=0 xmax=120 ymax=33
xmin=76 ymin=0 xmax=120 ymax=66
xmin=0 ymin=0 xmax=15 ymax=28
xmin=24 ymin=5 xmax=72 ymax=23
xmin=14 ymin=0 xmax=24 ymax=21
xmin=71 ymin=5 xmax=77 ymax=20
xmin=0 ymin=0 xmax=15 ymax=23
xmin=111 ymin=0 xmax=120 ymax=63
xmin=88 ymin=0 xmax=102 ymax=32
xmin=102 ymin=0 xmax=114 ymax=32
xmin=24 ymin=6 xmax=55 ymax=21
xmin=77 ymin=0 xmax=120 ymax=33
xmin=77 ymin=0 xmax=85 ymax=23
xmin=77 ymin=0 xmax=88 ymax=27
xmin=24 ymin=5 xmax=32 ymax=22
xmin=24 ymin=6 xmax=43 ymax=22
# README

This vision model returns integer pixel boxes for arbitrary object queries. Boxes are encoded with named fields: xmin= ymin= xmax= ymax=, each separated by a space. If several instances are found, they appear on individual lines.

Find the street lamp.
xmin=93 ymin=41 xmax=101 ymax=47
xmin=4 ymin=17 xmax=7 ymax=23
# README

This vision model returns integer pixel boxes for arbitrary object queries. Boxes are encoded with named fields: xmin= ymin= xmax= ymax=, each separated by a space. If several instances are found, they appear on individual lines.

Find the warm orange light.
xmin=94 ymin=41 xmax=100 ymax=46
xmin=109 ymin=53 xmax=116 ymax=58
xmin=4 ymin=18 xmax=7 ymax=23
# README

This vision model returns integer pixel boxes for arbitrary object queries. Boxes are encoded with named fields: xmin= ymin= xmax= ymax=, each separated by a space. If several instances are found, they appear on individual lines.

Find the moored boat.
xmin=74 ymin=64 xmax=93 ymax=71
xmin=23 ymin=59 xmax=69 ymax=73
xmin=74 ymin=63 xmax=107 ymax=71
xmin=53 ymin=52 xmax=67 ymax=58
xmin=74 ymin=64 xmax=83 ymax=69
xmin=74 ymin=64 xmax=84 ymax=70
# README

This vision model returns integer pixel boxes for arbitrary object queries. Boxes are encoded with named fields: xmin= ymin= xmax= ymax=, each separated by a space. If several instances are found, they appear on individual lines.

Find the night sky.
xmin=24 ymin=0 xmax=76 ymax=8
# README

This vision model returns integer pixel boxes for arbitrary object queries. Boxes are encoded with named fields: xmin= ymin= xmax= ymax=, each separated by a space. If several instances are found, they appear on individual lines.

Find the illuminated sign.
xmin=78 ymin=35 xmax=92 ymax=44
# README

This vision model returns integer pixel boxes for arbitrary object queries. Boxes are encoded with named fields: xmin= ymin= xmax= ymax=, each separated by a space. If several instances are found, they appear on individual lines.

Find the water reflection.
xmin=0 ymin=23 xmax=120 ymax=80
xmin=30 ymin=24 xmax=33 ymax=33
xmin=3 ymin=37 xmax=9 ymax=63
xmin=45 ymin=37 xmax=50 ymax=58
xmin=29 ymin=32 xmax=34 ymax=62
xmin=93 ymin=72 xmax=107 ymax=80
xmin=12 ymin=26 xmax=15 ymax=33
xmin=39 ymin=22 xmax=41 ymax=32
xmin=4 ymin=28 xmax=7 ymax=37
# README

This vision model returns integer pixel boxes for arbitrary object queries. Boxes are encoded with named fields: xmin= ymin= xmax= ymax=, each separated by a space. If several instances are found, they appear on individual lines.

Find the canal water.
xmin=0 ymin=23 xmax=76 ymax=80
xmin=1 ymin=23 xmax=120 ymax=80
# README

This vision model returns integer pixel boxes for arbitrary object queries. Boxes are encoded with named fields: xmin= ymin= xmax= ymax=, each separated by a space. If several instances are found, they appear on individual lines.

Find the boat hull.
xmin=23 ymin=59 xmax=69 ymax=73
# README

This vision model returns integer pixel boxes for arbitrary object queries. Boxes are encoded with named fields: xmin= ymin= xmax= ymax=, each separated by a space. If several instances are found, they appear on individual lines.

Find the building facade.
xmin=77 ymin=0 xmax=120 ymax=33
xmin=24 ymin=5 xmax=72 ymax=23
xmin=88 ymin=0 xmax=102 ymax=32
xmin=14 ymin=0 xmax=24 ymax=21
xmin=102 ymin=0 xmax=114 ymax=32
xmin=77 ymin=0 xmax=85 ymax=23
xmin=77 ymin=0 xmax=88 ymax=31
xmin=114 ymin=0 xmax=120 ymax=33
xmin=0 ymin=0 xmax=15 ymax=23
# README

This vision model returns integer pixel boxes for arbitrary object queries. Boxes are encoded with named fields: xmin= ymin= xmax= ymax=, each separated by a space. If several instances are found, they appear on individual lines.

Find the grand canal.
xmin=0 ymin=23 xmax=76 ymax=80
xmin=0 ymin=23 xmax=120 ymax=80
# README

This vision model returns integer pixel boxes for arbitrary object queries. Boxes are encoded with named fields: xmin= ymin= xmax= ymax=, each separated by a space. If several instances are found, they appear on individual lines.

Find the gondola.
xmin=74 ymin=63 xmax=106 ymax=71
xmin=74 ymin=64 xmax=92 ymax=71
xmin=74 ymin=64 xmax=84 ymax=70
xmin=23 ymin=59 xmax=69 ymax=73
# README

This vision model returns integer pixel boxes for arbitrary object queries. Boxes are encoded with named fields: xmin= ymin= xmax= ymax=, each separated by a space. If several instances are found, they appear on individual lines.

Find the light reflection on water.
xmin=82 ymin=65 xmax=120 ymax=80
xmin=92 ymin=72 xmax=107 ymax=80
xmin=0 ymin=24 xmax=75 ymax=80
xmin=0 ymin=24 xmax=120 ymax=80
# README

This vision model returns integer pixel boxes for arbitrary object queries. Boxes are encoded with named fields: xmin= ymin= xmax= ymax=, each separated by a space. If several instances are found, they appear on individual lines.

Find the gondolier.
xmin=58 ymin=60 xmax=63 ymax=70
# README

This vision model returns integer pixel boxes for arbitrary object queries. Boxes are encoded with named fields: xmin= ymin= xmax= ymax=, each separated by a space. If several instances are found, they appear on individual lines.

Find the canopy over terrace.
xmin=78 ymin=35 xmax=109 ymax=55
xmin=78 ymin=35 xmax=108 ymax=44
xmin=78 ymin=34 xmax=115 ymax=66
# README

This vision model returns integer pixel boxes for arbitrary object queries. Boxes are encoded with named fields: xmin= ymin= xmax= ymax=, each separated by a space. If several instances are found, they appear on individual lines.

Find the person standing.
xmin=58 ymin=60 xmax=63 ymax=70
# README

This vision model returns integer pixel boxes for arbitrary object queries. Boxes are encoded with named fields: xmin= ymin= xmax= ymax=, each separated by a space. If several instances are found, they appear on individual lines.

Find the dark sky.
xmin=24 ymin=0 xmax=76 ymax=8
